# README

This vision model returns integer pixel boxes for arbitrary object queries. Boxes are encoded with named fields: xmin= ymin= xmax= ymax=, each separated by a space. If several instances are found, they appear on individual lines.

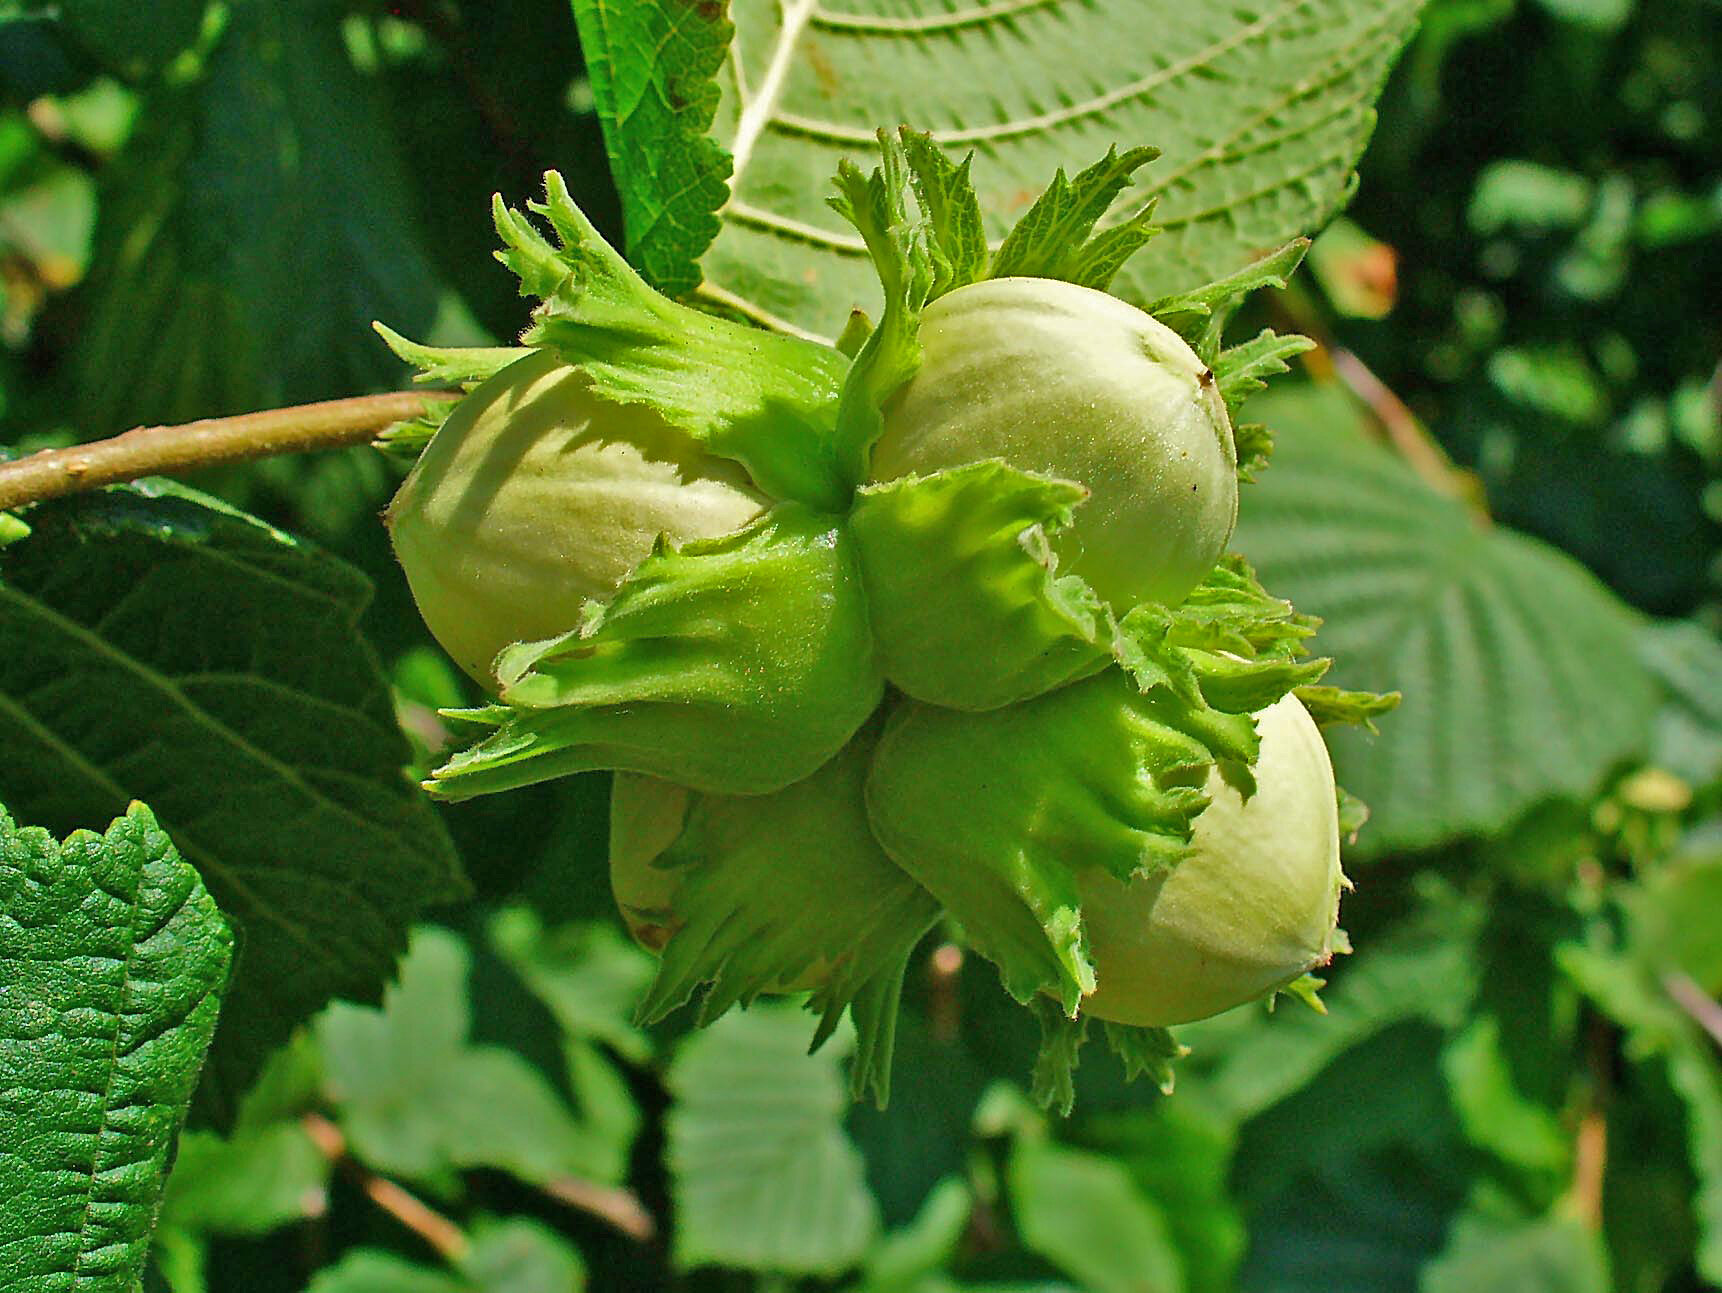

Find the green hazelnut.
xmin=1079 ymin=693 xmax=1344 ymax=1027
xmin=870 ymin=276 xmax=1238 ymax=613
xmin=387 ymin=348 xmax=769 ymax=685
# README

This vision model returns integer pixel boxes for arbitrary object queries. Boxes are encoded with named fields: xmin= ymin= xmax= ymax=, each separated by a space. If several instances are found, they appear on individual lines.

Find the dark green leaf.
xmin=52 ymin=0 xmax=206 ymax=80
xmin=1230 ymin=1022 xmax=1470 ymax=1293
xmin=0 ymin=801 xmax=232 ymax=1293
xmin=0 ymin=483 xmax=465 ymax=1118
xmin=568 ymin=0 xmax=732 ymax=296
xmin=72 ymin=4 xmax=451 ymax=433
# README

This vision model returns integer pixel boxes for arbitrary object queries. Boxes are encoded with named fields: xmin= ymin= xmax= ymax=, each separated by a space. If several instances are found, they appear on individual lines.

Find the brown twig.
xmin=1664 ymin=971 xmax=1722 ymax=1050
xmin=0 ymin=391 xmax=454 ymax=513
xmin=302 ymin=1113 xmax=471 ymax=1263
xmin=927 ymin=941 xmax=965 ymax=1044
xmin=1568 ymin=1015 xmax=1613 ymax=1231
xmin=543 ymin=1176 xmax=658 ymax=1242
xmin=1570 ymin=1108 xmax=1608 ymax=1229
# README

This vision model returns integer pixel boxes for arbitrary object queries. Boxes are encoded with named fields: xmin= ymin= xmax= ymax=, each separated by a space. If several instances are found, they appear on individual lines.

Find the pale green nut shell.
xmin=1078 ymin=693 xmax=1344 ymax=1027
xmin=387 ymin=348 xmax=769 ymax=685
xmin=871 ymin=276 xmax=1238 ymax=613
xmin=608 ymin=772 xmax=692 ymax=954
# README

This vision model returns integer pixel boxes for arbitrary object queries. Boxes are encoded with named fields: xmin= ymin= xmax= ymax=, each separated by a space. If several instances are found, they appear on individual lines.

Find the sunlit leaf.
xmin=1009 ymin=1138 xmax=1183 ymax=1293
xmin=666 ymin=1004 xmax=878 ymax=1275
xmin=318 ymin=927 xmax=628 ymax=1188
xmin=1235 ymin=384 xmax=1656 ymax=854
xmin=581 ymin=0 xmax=1424 ymax=337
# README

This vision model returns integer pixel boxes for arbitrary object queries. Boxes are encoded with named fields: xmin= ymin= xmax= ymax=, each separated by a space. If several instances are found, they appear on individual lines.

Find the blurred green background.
xmin=0 ymin=1 xmax=1718 ymax=1291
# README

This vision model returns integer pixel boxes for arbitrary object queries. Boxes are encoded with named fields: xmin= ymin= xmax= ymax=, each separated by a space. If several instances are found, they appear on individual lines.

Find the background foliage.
xmin=0 ymin=1 xmax=1717 ymax=1291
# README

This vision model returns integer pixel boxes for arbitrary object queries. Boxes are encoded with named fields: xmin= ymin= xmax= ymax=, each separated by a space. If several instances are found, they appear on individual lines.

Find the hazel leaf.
xmin=0 ymin=802 xmax=233 ymax=1293
xmin=568 ymin=0 xmax=733 ymax=298
xmin=304 ymin=1220 xmax=584 ymax=1293
xmin=317 ymin=928 xmax=626 ymax=1189
xmin=427 ymin=504 xmax=881 ymax=800
xmin=71 ymin=5 xmax=449 ymax=432
xmin=666 ymin=1005 xmax=878 ymax=1275
xmin=0 ymin=482 xmax=465 ymax=1119
xmin=692 ymin=0 xmax=1425 ymax=338
xmin=1236 ymin=383 xmax=1655 ymax=855
xmin=1009 ymin=1137 xmax=1185 ymax=1293
xmin=849 ymin=460 xmax=1112 ymax=710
